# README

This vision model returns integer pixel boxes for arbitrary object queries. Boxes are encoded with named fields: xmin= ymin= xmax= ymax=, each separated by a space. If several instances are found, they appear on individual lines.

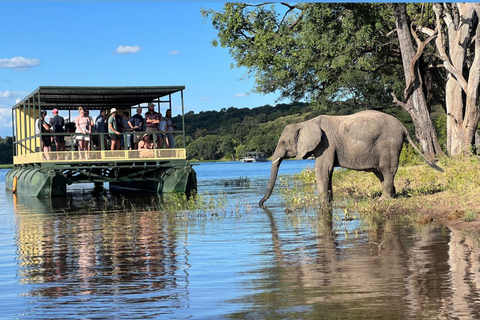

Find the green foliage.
xmin=463 ymin=210 xmax=477 ymax=223
xmin=399 ymin=143 xmax=423 ymax=166
xmin=203 ymin=3 xmax=405 ymax=110
xmin=180 ymin=102 xmax=313 ymax=161
xmin=0 ymin=137 xmax=13 ymax=164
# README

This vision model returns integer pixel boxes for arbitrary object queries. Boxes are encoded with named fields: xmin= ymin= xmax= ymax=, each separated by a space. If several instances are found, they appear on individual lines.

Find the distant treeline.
xmin=173 ymin=101 xmax=425 ymax=161
xmin=0 ymin=100 xmax=440 ymax=164
xmin=0 ymin=137 xmax=13 ymax=164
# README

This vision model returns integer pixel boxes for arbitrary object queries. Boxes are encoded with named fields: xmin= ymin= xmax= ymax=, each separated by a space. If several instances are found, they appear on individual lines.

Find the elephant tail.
xmin=404 ymin=130 xmax=444 ymax=172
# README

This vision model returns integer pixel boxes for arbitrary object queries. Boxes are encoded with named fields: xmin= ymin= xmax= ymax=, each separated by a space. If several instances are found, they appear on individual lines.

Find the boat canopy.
xmin=13 ymin=85 xmax=186 ymax=110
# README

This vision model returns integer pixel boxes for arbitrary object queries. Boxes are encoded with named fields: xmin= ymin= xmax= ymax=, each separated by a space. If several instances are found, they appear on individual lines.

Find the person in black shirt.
xmin=50 ymin=108 xmax=65 ymax=153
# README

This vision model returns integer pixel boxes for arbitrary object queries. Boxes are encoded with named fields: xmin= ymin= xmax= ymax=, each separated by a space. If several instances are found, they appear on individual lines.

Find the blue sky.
xmin=0 ymin=2 xmax=281 ymax=138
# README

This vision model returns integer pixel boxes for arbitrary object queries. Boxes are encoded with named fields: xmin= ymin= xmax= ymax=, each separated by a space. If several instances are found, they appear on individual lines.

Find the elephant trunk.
xmin=259 ymin=157 xmax=283 ymax=207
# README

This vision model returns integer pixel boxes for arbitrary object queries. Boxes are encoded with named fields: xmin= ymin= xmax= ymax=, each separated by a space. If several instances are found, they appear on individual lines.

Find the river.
xmin=0 ymin=160 xmax=480 ymax=319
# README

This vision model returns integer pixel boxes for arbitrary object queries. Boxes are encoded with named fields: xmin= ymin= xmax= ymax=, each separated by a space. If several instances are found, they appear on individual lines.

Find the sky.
xmin=0 ymin=2 xmax=282 ymax=138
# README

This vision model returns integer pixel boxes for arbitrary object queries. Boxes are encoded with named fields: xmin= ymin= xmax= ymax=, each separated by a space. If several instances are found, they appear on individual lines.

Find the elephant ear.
xmin=296 ymin=124 xmax=323 ymax=160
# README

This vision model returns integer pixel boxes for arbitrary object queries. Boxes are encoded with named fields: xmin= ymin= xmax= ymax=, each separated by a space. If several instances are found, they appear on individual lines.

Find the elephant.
xmin=259 ymin=110 xmax=442 ymax=207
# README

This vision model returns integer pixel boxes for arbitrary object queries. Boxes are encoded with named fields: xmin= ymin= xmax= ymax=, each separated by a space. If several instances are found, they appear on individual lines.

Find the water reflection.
xmin=7 ymin=184 xmax=480 ymax=319
xmin=14 ymin=194 xmax=189 ymax=318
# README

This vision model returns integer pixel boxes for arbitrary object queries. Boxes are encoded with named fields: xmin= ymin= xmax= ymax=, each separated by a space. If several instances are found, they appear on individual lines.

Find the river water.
xmin=1 ymin=160 xmax=480 ymax=319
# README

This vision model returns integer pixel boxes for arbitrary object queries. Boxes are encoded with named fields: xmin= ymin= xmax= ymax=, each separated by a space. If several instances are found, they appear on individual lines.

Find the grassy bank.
xmin=0 ymin=164 xmax=12 ymax=169
xmin=280 ymin=155 xmax=480 ymax=230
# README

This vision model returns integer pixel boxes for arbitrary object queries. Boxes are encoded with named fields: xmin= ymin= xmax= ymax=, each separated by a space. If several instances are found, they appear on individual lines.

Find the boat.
xmin=240 ymin=152 xmax=268 ymax=162
xmin=5 ymin=86 xmax=197 ymax=197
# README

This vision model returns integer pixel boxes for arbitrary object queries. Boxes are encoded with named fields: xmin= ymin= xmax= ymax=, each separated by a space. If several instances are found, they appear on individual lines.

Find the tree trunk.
xmin=434 ymin=4 xmax=480 ymax=156
xmin=393 ymin=3 xmax=444 ymax=160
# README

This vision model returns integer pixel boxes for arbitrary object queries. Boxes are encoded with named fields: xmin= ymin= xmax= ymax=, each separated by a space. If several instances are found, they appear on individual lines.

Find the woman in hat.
xmin=138 ymin=133 xmax=154 ymax=158
xmin=138 ymin=133 xmax=153 ymax=150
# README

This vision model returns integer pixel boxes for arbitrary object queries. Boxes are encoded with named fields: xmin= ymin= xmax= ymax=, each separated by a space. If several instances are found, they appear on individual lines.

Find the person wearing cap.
xmin=49 ymin=108 xmax=65 ymax=156
xmin=145 ymin=103 xmax=161 ymax=148
xmin=108 ymin=108 xmax=121 ymax=150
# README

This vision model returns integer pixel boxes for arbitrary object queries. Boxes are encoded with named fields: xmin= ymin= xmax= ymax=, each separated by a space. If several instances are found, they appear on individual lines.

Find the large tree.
xmin=432 ymin=4 xmax=480 ymax=156
xmin=204 ymin=3 xmax=480 ymax=156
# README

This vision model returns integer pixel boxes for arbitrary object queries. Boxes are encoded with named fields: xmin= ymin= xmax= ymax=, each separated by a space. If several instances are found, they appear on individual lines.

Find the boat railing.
xmin=14 ymin=131 xmax=186 ymax=165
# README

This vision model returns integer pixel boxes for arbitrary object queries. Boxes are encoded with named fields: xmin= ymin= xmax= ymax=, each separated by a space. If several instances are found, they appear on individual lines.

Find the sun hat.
xmin=147 ymin=103 xmax=155 ymax=108
xmin=110 ymin=108 xmax=117 ymax=113
xmin=143 ymin=133 xmax=149 ymax=138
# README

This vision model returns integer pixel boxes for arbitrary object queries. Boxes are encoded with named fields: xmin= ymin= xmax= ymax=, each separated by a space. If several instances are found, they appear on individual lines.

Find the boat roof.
xmin=13 ymin=85 xmax=185 ymax=111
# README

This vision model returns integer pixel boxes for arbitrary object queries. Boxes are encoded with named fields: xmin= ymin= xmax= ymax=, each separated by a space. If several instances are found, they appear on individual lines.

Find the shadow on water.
xmin=4 ymin=161 xmax=480 ymax=319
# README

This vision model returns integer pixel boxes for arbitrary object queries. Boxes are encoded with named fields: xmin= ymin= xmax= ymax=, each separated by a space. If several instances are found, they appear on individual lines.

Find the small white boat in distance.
xmin=240 ymin=152 xmax=268 ymax=162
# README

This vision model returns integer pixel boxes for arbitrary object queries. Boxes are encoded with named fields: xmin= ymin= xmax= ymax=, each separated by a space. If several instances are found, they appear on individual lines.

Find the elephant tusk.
xmin=272 ymin=158 xmax=280 ymax=164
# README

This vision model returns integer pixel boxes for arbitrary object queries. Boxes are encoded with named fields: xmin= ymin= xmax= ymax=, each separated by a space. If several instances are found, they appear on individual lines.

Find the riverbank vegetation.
xmin=279 ymin=153 xmax=480 ymax=230
xmin=177 ymin=100 xmax=420 ymax=161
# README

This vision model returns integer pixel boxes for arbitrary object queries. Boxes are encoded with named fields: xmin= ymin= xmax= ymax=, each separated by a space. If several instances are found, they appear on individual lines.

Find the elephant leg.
xmin=374 ymin=169 xmax=396 ymax=199
xmin=315 ymin=157 xmax=334 ymax=203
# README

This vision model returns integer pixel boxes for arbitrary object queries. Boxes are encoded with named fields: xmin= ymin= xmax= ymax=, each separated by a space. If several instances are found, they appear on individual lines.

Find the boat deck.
xmin=14 ymin=148 xmax=186 ymax=165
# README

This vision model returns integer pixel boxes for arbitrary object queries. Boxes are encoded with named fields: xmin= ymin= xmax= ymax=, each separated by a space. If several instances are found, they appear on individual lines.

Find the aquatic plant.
xmin=224 ymin=176 xmax=251 ymax=187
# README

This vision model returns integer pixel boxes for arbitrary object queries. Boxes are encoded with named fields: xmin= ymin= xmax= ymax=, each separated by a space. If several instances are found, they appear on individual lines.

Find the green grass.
xmin=279 ymin=155 xmax=480 ymax=225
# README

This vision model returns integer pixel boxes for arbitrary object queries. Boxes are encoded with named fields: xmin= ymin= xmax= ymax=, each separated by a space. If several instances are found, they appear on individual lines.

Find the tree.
xmin=392 ymin=4 xmax=444 ymax=159
xmin=204 ymin=3 xmax=480 ymax=157
xmin=432 ymin=4 xmax=480 ymax=155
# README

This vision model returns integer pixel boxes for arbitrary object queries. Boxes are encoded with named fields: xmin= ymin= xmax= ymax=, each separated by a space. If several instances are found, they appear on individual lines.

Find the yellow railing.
xmin=13 ymin=148 xmax=187 ymax=165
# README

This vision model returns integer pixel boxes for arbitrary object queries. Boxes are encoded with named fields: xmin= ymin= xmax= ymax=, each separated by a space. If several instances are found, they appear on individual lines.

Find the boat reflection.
xmin=14 ymin=193 xmax=189 ymax=313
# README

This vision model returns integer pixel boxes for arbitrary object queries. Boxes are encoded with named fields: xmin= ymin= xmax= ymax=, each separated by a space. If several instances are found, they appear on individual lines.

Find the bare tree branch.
xmin=404 ymin=23 xmax=437 ymax=100
xmin=433 ymin=4 xmax=469 ymax=93
xmin=391 ymin=92 xmax=410 ymax=111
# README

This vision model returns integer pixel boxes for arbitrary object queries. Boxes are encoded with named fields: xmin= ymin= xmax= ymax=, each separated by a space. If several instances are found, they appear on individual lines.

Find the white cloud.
xmin=115 ymin=45 xmax=142 ymax=54
xmin=0 ymin=91 xmax=29 ymax=100
xmin=234 ymin=93 xmax=247 ymax=97
xmin=200 ymin=97 xmax=211 ymax=101
xmin=0 ymin=57 xmax=40 ymax=71
xmin=169 ymin=50 xmax=179 ymax=55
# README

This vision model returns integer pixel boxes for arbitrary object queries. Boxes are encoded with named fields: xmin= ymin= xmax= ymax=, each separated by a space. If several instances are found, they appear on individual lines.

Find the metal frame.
xmin=11 ymin=86 xmax=187 ymax=165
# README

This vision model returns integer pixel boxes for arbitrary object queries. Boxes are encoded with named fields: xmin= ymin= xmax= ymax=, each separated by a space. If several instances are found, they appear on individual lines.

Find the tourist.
xmin=40 ymin=110 xmax=53 ymax=160
xmin=49 ymin=109 xmax=65 ymax=157
xmin=138 ymin=133 xmax=154 ymax=158
xmin=108 ymin=108 xmax=121 ymax=150
xmin=165 ymin=109 xmax=176 ymax=148
xmin=138 ymin=133 xmax=153 ymax=149
xmin=130 ymin=107 xmax=144 ymax=149
xmin=75 ymin=106 xmax=90 ymax=158
xmin=158 ymin=113 xmax=166 ymax=149
xmin=145 ymin=103 xmax=160 ymax=148
xmin=121 ymin=111 xmax=134 ymax=150
xmin=94 ymin=108 xmax=106 ymax=150
xmin=84 ymin=109 xmax=94 ymax=152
